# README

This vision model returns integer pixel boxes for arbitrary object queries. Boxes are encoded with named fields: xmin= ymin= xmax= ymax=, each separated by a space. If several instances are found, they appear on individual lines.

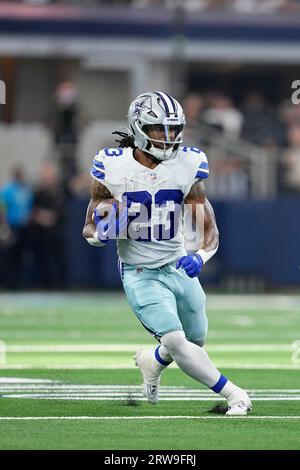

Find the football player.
xmin=83 ymin=91 xmax=252 ymax=416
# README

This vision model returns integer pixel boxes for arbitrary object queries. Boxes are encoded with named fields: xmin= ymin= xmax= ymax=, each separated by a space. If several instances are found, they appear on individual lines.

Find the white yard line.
xmin=208 ymin=331 xmax=300 ymax=339
xmin=1 ymin=385 xmax=300 ymax=392
xmin=0 ymin=331 xmax=298 ymax=341
xmin=1 ymin=383 xmax=300 ymax=401
xmin=3 ymin=344 xmax=295 ymax=353
xmin=4 ymin=395 xmax=300 ymax=401
xmin=1 ymin=364 xmax=300 ymax=369
xmin=4 ymin=344 xmax=152 ymax=353
xmin=207 ymin=295 xmax=300 ymax=310
xmin=1 ymin=386 xmax=299 ymax=392
xmin=0 ymin=415 xmax=300 ymax=421
xmin=0 ymin=292 xmax=299 ymax=308
xmin=0 ymin=378 xmax=56 ymax=384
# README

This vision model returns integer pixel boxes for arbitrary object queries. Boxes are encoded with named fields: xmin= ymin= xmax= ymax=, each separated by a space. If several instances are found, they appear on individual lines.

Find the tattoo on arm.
xmin=91 ymin=179 xmax=112 ymax=201
xmin=83 ymin=180 xmax=113 ymax=239
xmin=203 ymin=199 xmax=219 ymax=252
xmin=185 ymin=181 xmax=219 ymax=252
xmin=185 ymin=181 xmax=206 ymax=205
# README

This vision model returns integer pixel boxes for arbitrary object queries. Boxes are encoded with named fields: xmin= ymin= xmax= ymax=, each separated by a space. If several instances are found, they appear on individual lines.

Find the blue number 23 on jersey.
xmin=122 ymin=189 xmax=183 ymax=242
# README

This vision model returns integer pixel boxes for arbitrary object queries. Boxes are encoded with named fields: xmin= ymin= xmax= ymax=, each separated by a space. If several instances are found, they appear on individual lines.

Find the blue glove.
xmin=176 ymin=254 xmax=203 ymax=278
xmin=93 ymin=203 xmax=128 ymax=245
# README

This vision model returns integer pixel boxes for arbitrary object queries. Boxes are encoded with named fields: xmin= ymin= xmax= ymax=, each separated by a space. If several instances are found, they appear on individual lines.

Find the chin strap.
xmin=147 ymin=143 xmax=179 ymax=161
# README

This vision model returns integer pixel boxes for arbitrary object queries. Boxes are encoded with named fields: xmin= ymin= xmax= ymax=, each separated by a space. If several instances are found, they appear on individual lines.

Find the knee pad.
xmin=161 ymin=330 xmax=187 ymax=355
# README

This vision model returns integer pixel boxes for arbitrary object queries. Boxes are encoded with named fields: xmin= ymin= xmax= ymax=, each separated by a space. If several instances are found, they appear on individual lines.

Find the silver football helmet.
xmin=128 ymin=91 xmax=186 ymax=161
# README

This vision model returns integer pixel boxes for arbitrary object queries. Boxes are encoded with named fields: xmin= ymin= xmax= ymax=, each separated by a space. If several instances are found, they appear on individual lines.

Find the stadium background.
xmin=1 ymin=0 xmax=300 ymax=291
xmin=0 ymin=0 xmax=300 ymax=452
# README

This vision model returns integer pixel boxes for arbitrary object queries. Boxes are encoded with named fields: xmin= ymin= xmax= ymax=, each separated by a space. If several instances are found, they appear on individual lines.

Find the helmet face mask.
xmin=142 ymin=124 xmax=184 ymax=147
xmin=128 ymin=91 xmax=186 ymax=161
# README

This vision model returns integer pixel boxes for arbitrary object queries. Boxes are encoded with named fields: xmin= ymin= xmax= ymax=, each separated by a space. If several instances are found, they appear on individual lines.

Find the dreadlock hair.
xmin=112 ymin=130 xmax=136 ymax=149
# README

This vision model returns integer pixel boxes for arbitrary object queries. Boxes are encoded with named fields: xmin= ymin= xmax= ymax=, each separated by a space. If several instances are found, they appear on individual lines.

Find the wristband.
xmin=196 ymin=246 xmax=218 ymax=264
xmin=86 ymin=232 xmax=108 ymax=247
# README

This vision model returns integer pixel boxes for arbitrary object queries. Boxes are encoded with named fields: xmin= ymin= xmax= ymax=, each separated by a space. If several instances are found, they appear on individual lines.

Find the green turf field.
xmin=0 ymin=292 xmax=299 ymax=450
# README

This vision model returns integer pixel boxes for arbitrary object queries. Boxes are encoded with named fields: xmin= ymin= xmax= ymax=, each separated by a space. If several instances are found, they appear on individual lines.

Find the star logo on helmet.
xmin=132 ymin=96 xmax=151 ymax=121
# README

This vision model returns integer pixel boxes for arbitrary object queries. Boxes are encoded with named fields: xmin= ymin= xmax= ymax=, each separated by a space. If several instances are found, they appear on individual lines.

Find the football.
xmin=92 ymin=198 xmax=116 ymax=225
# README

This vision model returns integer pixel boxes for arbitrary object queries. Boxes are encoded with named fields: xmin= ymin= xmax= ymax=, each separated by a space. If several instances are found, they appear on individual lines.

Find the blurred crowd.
xmin=0 ymin=81 xmax=79 ymax=290
xmin=131 ymin=0 xmax=300 ymax=13
xmin=17 ymin=0 xmax=300 ymax=14
xmin=0 ymin=162 xmax=69 ymax=290
xmin=183 ymin=90 xmax=300 ymax=195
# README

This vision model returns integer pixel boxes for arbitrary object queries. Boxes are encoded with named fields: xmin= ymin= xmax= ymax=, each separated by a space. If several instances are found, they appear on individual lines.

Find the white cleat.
xmin=226 ymin=389 xmax=252 ymax=416
xmin=133 ymin=348 xmax=164 ymax=405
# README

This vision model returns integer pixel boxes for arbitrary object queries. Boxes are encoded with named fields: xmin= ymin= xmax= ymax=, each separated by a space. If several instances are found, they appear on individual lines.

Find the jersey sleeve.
xmin=193 ymin=151 xmax=209 ymax=183
xmin=90 ymin=149 xmax=106 ymax=183
xmin=180 ymin=147 xmax=210 ymax=198
xmin=90 ymin=148 xmax=117 ymax=195
xmin=90 ymin=147 xmax=125 ymax=196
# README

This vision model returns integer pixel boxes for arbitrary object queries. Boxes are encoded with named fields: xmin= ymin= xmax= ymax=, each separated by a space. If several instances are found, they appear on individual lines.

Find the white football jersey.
xmin=91 ymin=146 xmax=209 ymax=268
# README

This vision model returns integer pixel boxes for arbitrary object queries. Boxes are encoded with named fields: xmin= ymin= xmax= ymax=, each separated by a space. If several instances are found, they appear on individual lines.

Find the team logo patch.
xmin=132 ymin=96 xmax=151 ymax=122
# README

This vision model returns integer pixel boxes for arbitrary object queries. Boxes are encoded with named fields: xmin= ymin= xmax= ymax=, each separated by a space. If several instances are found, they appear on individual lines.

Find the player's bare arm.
xmin=82 ymin=179 xmax=112 ymax=240
xmin=176 ymin=181 xmax=219 ymax=277
xmin=185 ymin=180 xmax=219 ymax=255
